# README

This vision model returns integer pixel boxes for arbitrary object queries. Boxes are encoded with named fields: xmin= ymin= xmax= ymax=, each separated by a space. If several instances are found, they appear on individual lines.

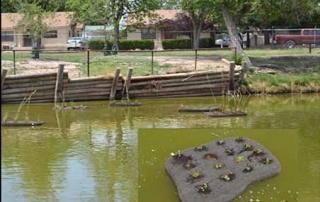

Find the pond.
xmin=1 ymin=94 xmax=320 ymax=202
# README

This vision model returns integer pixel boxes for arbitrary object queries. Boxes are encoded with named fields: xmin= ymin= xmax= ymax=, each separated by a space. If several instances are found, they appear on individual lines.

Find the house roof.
xmin=84 ymin=25 xmax=126 ymax=32
xmin=1 ymin=12 xmax=83 ymax=29
xmin=126 ymin=9 xmax=188 ymax=26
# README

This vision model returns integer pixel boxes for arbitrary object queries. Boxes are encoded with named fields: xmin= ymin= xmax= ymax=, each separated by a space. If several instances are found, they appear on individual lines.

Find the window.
xmin=1 ymin=31 xmax=14 ymax=42
xmin=141 ymin=28 xmax=156 ymax=39
xmin=44 ymin=30 xmax=57 ymax=38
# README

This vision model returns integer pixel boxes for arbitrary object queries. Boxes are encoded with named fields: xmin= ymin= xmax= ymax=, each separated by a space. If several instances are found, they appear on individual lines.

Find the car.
xmin=215 ymin=35 xmax=231 ymax=47
xmin=67 ymin=37 xmax=88 ymax=50
xmin=215 ymin=34 xmax=245 ymax=48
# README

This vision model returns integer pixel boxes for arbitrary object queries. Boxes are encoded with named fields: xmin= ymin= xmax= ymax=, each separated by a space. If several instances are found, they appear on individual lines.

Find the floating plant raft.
xmin=177 ymin=106 xmax=220 ymax=113
xmin=204 ymin=110 xmax=247 ymax=118
xmin=1 ymin=121 xmax=44 ymax=127
xmin=108 ymin=102 xmax=142 ymax=107
xmin=52 ymin=105 xmax=88 ymax=110
xmin=165 ymin=137 xmax=281 ymax=202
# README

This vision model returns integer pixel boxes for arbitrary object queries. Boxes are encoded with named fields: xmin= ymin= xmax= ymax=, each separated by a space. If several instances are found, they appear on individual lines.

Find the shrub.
xmin=119 ymin=40 xmax=154 ymax=50
xmin=88 ymin=39 xmax=112 ymax=50
xmin=199 ymin=38 xmax=215 ymax=48
xmin=162 ymin=39 xmax=192 ymax=49
xmin=227 ymin=53 xmax=243 ymax=65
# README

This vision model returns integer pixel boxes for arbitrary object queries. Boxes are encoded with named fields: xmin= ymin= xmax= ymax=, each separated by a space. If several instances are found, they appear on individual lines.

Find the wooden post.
xmin=1 ymin=69 xmax=8 ymax=94
xmin=239 ymin=61 xmax=248 ymax=82
xmin=110 ymin=68 xmax=121 ymax=100
xmin=122 ymin=68 xmax=133 ymax=100
xmin=54 ymin=64 xmax=65 ymax=102
xmin=229 ymin=62 xmax=235 ymax=91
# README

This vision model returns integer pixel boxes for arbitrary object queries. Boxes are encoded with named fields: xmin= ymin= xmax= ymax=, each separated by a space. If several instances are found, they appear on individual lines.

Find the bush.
xmin=227 ymin=54 xmax=243 ymax=65
xmin=162 ymin=38 xmax=215 ymax=49
xmin=162 ymin=39 xmax=192 ymax=49
xmin=88 ymin=39 xmax=112 ymax=50
xmin=199 ymin=38 xmax=215 ymax=48
xmin=119 ymin=40 xmax=154 ymax=50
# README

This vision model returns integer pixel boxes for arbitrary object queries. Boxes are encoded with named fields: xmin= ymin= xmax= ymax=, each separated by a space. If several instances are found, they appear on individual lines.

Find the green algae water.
xmin=1 ymin=94 xmax=320 ymax=202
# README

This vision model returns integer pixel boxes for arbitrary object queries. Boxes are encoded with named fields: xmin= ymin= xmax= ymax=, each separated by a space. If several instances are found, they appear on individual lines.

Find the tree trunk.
xmin=114 ymin=23 xmax=120 ymax=50
xmin=192 ymin=19 xmax=203 ymax=49
xmin=221 ymin=5 xmax=253 ymax=67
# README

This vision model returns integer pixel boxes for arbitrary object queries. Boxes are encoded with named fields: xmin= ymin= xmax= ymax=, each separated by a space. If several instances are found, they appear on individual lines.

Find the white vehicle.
xmin=67 ymin=37 xmax=88 ymax=50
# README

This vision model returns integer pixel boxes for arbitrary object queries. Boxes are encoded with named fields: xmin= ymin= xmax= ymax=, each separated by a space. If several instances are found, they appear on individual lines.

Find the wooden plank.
xmin=129 ymin=72 xmax=231 ymax=87
xmin=2 ymin=90 xmax=55 ymax=99
xmin=64 ymin=91 xmax=110 ymax=98
xmin=204 ymin=111 xmax=247 ymax=118
xmin=4 ymin=72 xmax=68 ymax=84
xmin=64 ymin=79 xmax=113 ymax=87
xmin=2 ymin=79 xmax=67 ymax=89
xmin=64 ymin=82 xmax=122 ymax=89
xmin=1 ymin=121 xmax=45 ymax=127
xmin=129 ymin=83 xmax=227 ymax=94
xmin=131 ymin=70 xmax=232 ymax=81
xmin=109 ymin=68 xmax=121 ymax=100
xmin=2 ymin=85 xmax=55 ymax=94
xmin=68 ymin=76 xmax=114 ymax=83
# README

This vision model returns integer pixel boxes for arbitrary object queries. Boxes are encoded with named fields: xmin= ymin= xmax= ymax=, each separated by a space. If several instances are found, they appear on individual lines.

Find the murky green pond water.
xmin=1 ymin=94 xmax=320 ymax=202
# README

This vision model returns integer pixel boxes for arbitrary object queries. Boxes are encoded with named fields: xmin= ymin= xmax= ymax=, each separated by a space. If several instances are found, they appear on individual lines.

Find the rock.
xmin=165 ymin=137 xmax=281 ymax=202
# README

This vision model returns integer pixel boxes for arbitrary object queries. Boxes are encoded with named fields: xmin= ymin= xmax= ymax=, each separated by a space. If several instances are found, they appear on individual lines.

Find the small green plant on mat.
xmin=235 ymin=155 xmax=245 ymax=162
xmin=197 ymin=183 xmax=211 ymax=194
xmin=214 ymin=163 xmax=223 ymax=169
xmin=191 ymin=171 xmax=201 ymax=178
xmin=170 ymin=150 xmax=182 ymax=158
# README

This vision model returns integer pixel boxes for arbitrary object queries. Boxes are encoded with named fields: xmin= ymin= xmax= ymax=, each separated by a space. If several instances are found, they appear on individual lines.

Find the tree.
xmin=14 ymin=2 xmax=55 ymax=49
xmin=180 ymin=0 xmax=215 ymax=49
xmin=66 ymin=0 xmax=158 ymax=50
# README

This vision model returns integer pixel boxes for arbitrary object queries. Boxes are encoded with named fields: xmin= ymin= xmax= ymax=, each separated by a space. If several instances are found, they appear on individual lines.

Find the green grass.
xmin=242 ymin=72 xmax=320 ymax=94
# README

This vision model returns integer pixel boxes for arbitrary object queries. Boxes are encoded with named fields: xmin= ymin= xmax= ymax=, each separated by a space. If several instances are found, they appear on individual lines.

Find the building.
xmin=126 ymin=10 xmax=213 ymax=49
xmin=1 ymin=12 xmax=83 ymax=50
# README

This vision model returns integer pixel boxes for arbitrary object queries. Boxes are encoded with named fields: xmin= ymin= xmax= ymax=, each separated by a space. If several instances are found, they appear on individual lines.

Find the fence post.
xmin=13 ymin=50 xmax=16 ymax=75
xmin=54 ymin=64 xmax=65 ymax=103
xmin=229 ymin=62 xmax=235 ymax=91
xmin=309 ymin=44 xmax=312 ymax=53
xmin=1 ymin=69 xmax=8 ymax=93
xmin=195 ymin=49 xmax=198 ymax=70
xmin=110 ymin=68 xmax=121 ymax=100
xmin=122 ymin=68 xmax=133 ymax=100
xmin=87 ymin=49 xmax=90 ymax=77
xmin=151 ymin=50 xmax=154 ymax=75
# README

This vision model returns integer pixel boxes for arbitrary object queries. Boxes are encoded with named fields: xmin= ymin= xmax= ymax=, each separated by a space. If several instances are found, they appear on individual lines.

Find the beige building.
xmin=126 ymin=10 xmax=211 ymax=49
xmin=1 ymin=12 xmax=83 ymax=50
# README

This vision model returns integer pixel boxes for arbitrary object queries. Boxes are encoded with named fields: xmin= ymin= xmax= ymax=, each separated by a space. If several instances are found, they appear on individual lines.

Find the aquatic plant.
xmin=236 ymin=155 xmax=245 ymax=162
xmin=235 ymin=137 xmax=245 ymax=142
xmin=243 ymin=165 xmax=253 ymax=173
xmin=214 ymin=163 xmax=223 ymax=169
xmin=220 ymin=173 xmax=236 ymax=182
xmin=170 ymin=150 xmax=182 ymax=158
xmin=226 ymin=148 xmax=235 ymax=156
xmin=197 ymin=183 xmax=211 ymax=194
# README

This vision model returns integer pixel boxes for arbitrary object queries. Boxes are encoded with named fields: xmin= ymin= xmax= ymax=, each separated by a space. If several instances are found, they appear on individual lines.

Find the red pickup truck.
xmin=275 ymin=28 xmax=320 ymax=48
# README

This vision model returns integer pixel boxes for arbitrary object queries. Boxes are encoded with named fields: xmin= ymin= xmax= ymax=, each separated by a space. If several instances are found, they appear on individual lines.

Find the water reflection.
xmin=1 ymin=94 xmax=320 ymax=202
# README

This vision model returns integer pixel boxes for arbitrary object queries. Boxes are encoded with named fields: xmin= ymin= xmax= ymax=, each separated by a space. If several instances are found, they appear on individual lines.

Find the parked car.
xmin=215 ymin=34 xmax=245 ymax=48
xmin=67 ymin=37 xmax=88 ymax=50
xmin=275 ymin=29 xmax=320 ymax=49
xmin=215 ymin=35 xmax=231 ymax=47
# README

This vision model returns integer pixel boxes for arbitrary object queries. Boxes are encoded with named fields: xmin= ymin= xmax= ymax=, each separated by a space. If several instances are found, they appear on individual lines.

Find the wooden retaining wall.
xmin=126 ymin=70 xmax=240 ymax=99
xmin=1 ymin=62 xmax=244 ymax=104
xmin=1 ymin=66 xmax=123 ymax=104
